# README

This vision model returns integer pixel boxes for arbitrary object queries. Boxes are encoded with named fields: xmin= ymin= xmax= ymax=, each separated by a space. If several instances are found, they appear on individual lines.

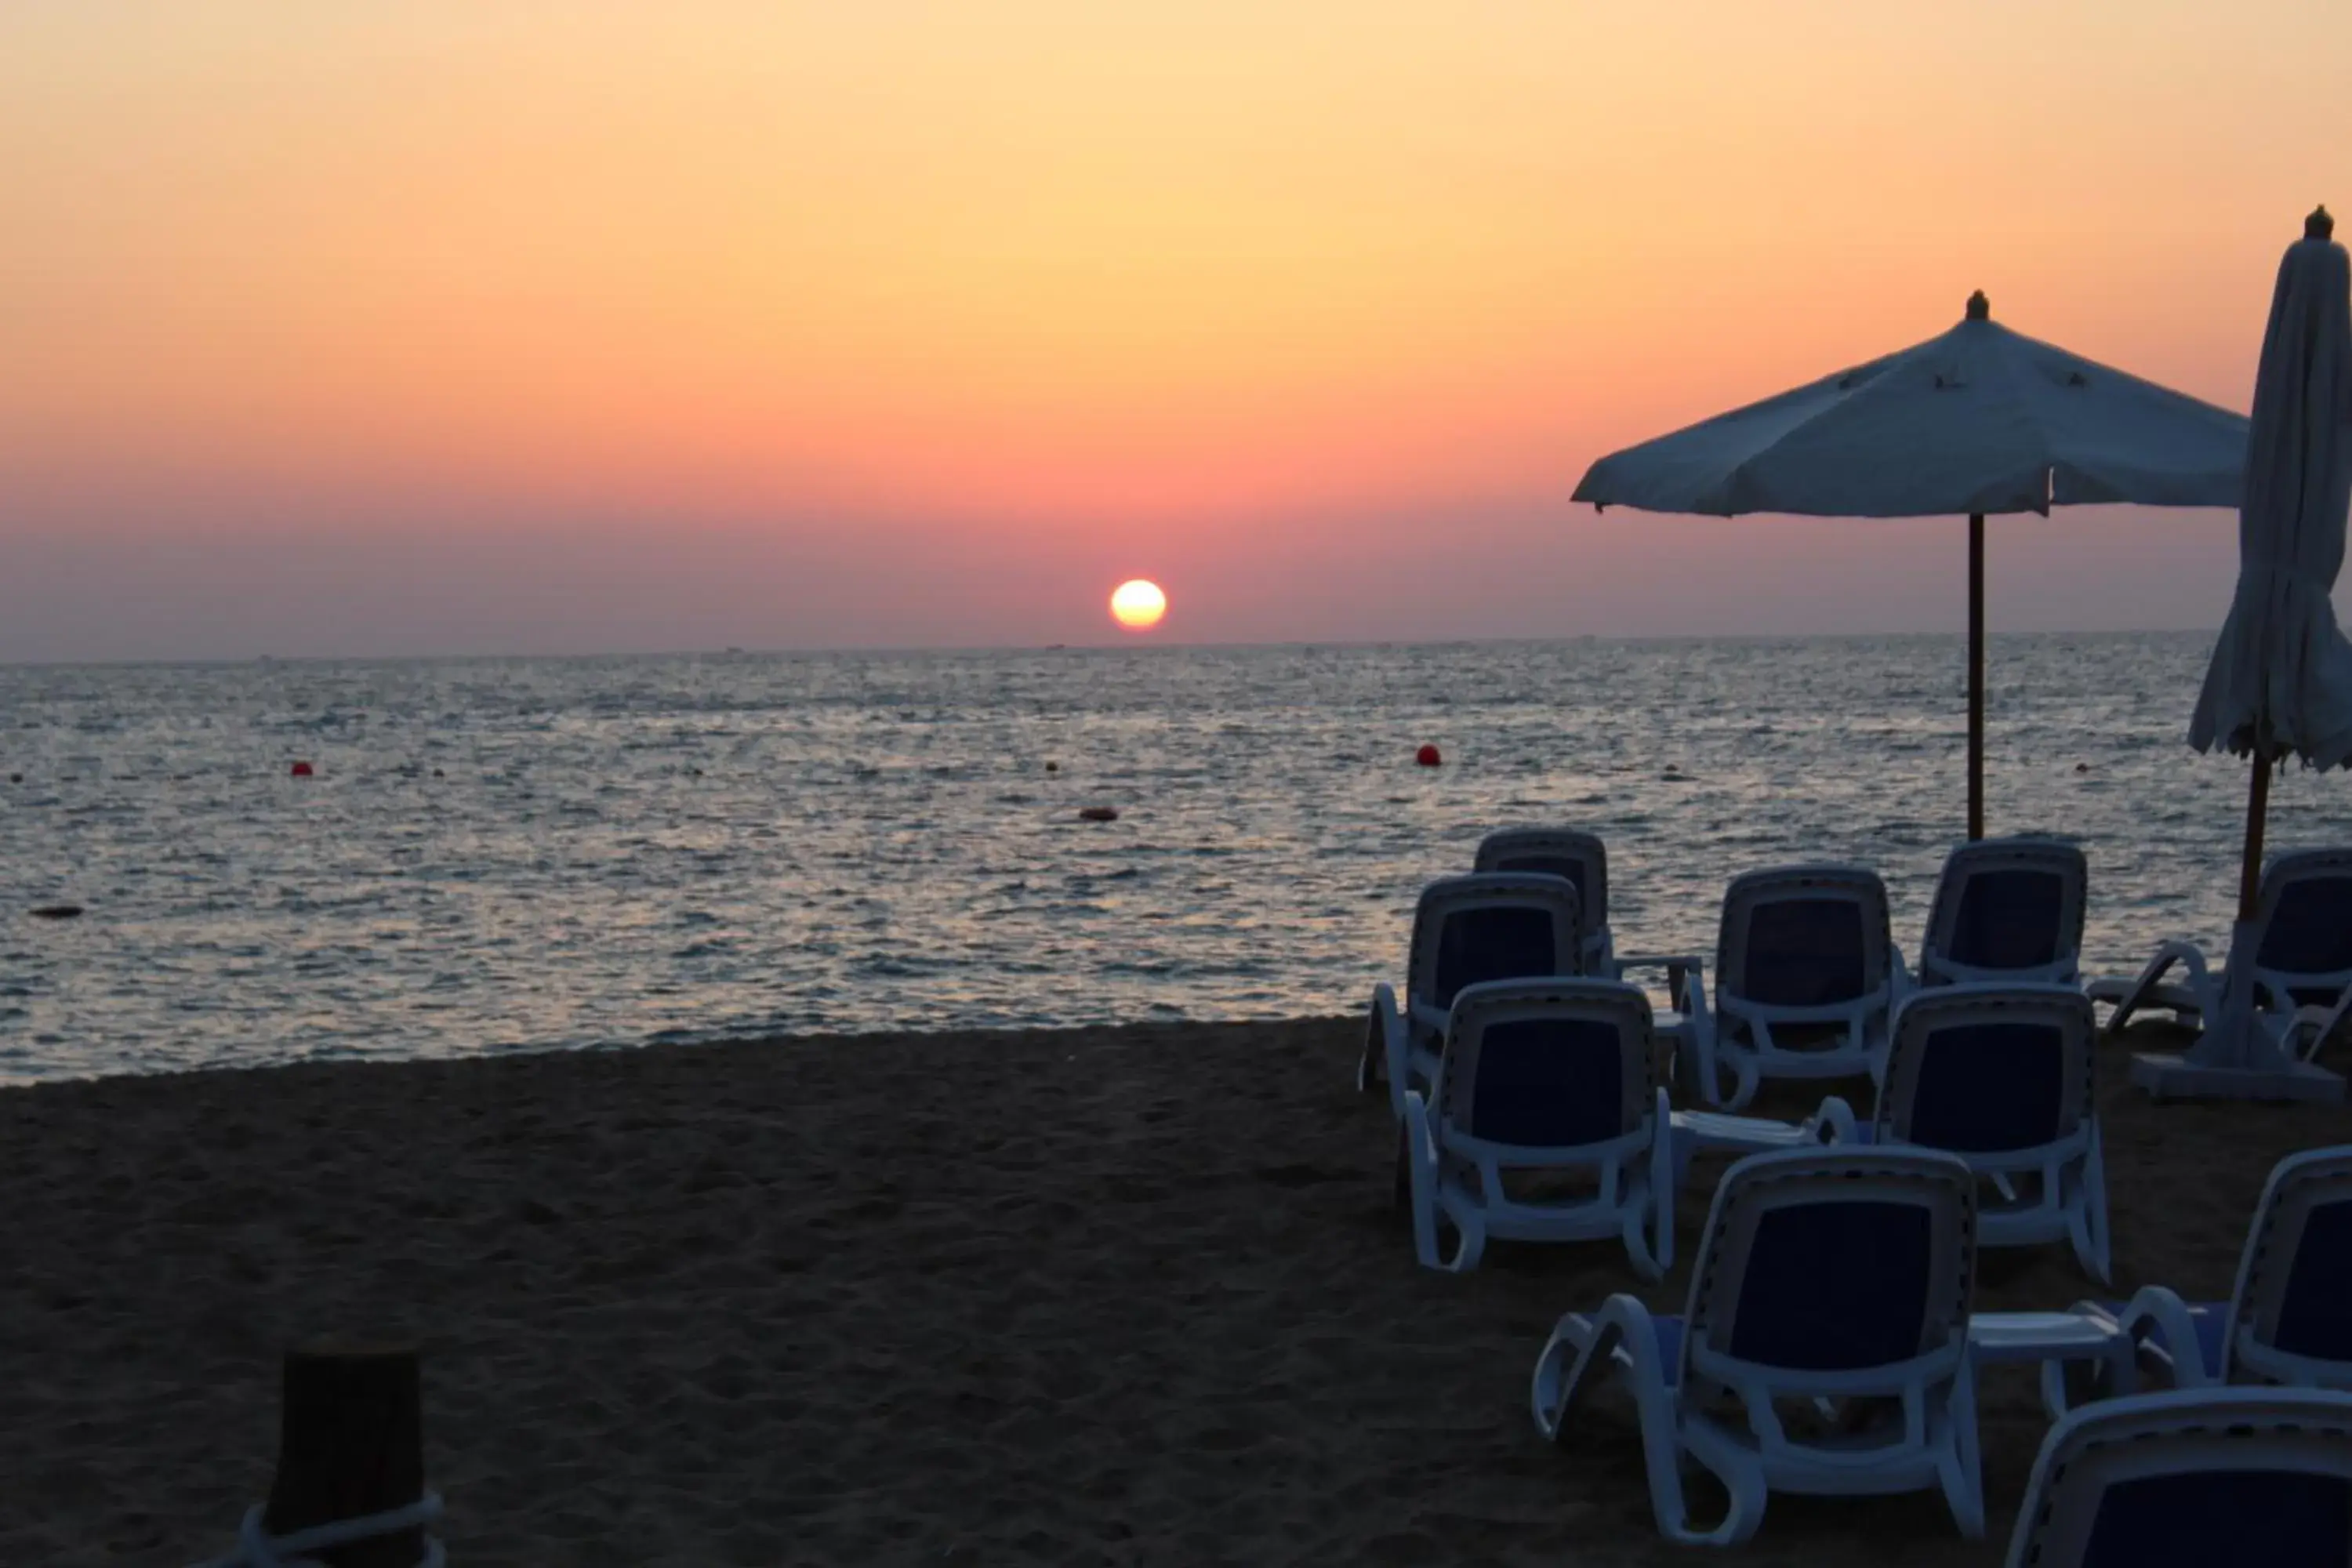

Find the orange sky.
xmin=2 ymin=3 xmax=2346 ymax=658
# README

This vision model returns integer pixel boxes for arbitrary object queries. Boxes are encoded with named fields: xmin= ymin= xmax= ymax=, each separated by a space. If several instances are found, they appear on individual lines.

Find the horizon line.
xmin=0 ymin=625 xmax=2227 ymax=673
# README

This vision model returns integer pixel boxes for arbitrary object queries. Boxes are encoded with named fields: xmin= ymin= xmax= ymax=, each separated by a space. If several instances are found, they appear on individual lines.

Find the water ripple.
xmin=2 ymin=635 xmax=2348 ymax=1081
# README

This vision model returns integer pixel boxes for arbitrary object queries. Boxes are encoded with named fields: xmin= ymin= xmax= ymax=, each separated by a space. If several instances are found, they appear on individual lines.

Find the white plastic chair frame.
xmin=1359 ymin=873 xmax=1584 ymax=1118
xmin=1876 ymin=984 xmax=2111 ymax=1283
xmin=2083 ymin=1145 xmax=2352 ymax=1395
xmin=1676 ymin=864 xmax=1902 ymax=1112
xmin=1400 ymin=978 xmax=1675 ymax=1279
xmin=2003 ymin=1388 xmax=2352 ymax=1568
xmin=2093 ymin=848 xmax=2352 ymax=1043
xmin=1917 ymin=836 xmax=2089 ymax=988
xmin=1474 ymin=825 xmax=1709 ymax=1001
xmin=1529 ymin=1145 xmax=1985 ymax=1548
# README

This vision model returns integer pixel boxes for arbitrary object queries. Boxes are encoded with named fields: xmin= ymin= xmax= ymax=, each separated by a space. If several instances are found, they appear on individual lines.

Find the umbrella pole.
xmin=1968 ymin=512 xmax=1985 ymax=840
xmin=2239 ymin=749 xmax=2271 ymax=922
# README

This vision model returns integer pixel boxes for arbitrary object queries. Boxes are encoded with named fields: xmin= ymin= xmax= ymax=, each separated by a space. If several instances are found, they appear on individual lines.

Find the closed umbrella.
xmin=1576 ymin=292 xmax=2249 ymax=838
xmin=2138 ymin=207 xmax=2352 ymax=1101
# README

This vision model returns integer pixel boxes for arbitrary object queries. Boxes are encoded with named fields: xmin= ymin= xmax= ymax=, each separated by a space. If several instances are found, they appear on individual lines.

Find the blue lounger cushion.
xmin=1467 ymin=1018 xmax=1626 ymax=1148
xmin=1947 ymin=869 xmax=2068 ymax=972
xmin=2081 ymin=1469 xmax=2352 ymax=1568
xmin=1743 ymin=899 xmax=1868 ymax=1008
xmin=2275 ymin=1200 xmax=2352 ymax=1363
xmin=1906 ymin=1022 xmax=2068 ymax=1153
xmin=1731 ymin=1200 xmax=1933 ymax=1372
xmin=1433 ymin=906 xmax=1564 ymax=1007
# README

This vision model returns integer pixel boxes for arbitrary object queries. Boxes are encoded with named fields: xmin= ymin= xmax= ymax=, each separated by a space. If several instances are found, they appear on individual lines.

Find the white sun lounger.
xmin=2090 ymin=847 xmax=2352 ymax=1040
xmin=1359 ymin=873 xmax=1585 ymax=1120
xmin=1472 ymin=828 xmax=1615 ymax=972
xmin=1399 ymin=978 xmax=1675 ymax=1279
xmin=1916 ymin=836 xmax=2088 ymax=988
xmin=1867 ymin=984 xmax=2111 ymax=1283
xmin=1474 ymin=825 xmax=1709 ymax=1001
xmin=2071 ymin=1145 xmax=2352 ymax=1395
xmin=2003 ymin=1388 xmax=2352 ymax=1568
xmin=1671 ymin=864 xmax=1904 ymax=1112
xmin=1664 ymin=985 xmax=2111 ymax=1280
xmin=1529 ymin=1145 xmax=1985 ymax=1547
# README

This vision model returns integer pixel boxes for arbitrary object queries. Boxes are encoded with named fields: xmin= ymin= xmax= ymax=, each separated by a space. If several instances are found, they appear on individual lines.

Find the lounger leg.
xmin=2100 ymin=945 xmax=2208 ymax=1036
xmin=1402 ymin=1095 xmax=1443 ymax=1269
xmin=2068 ymin=1131 xmax=2112 ymax=1286
xmin=1529 ymin=1314 xmax=1603 ymax=1443
xmin=1446 ymin=1210 xmax=1486 ymax=1273
xmin=1630 ymin=1094 xmax=1675 ymax=1281
xmin=2039 ymin=1330 xmax=2137 ymax=1421
xmin=1936 ymin=1367 xmax=1987 ymax=1540
xmin=1681 ymin=1448 xmax=1768 ymax=1548
xmin=2292 ymin=988 xmax=2352 ymax=1063
xmin=2037 ymin=1360 xmax=2070 ymax=1422
xmin=1530 ymin=1301 xmax=1723 ymax=1544
xmin=1365 ymin=985 xmax=1409 ymax=1117
xmin=1722 ymin=1054 xmax=1759 ymax=1115
xmin=2107 ymin=1287 xmax=2216 ymax=1390
xmin=1682 ymin=1033 xmax=1749 ymax=1112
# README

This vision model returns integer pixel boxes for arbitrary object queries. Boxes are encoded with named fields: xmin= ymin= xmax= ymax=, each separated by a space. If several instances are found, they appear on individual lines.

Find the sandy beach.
xmin=2 ymin=1018 xmax=2346 ymax=1565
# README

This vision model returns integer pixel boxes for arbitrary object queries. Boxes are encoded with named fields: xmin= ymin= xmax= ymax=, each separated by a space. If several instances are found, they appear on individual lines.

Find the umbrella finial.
xmin=2307 ymin=205 xmax=2335 ymax=240
xmin=1965 ymin=289 xmax=1990 ymax=321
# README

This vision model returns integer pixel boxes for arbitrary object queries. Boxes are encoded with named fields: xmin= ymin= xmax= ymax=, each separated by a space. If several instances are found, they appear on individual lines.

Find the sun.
xmin=1109 ymin=579 xmax=1167 ymax=631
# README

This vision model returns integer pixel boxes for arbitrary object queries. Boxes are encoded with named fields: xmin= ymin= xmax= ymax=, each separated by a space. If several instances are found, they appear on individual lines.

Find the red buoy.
xmin=1415 ymin=744 xmax=1442 ymax=768
xmin=290 ymin=760 xmax=314 ymax=777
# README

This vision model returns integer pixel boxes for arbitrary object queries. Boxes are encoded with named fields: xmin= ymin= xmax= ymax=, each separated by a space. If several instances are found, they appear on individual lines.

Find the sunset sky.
xmin=4 ymin=2 xmax=2347 ymax=661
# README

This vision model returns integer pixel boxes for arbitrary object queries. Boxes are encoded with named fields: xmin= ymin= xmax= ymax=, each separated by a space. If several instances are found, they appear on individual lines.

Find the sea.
xmin=5 ymin=633 xmax=2350 ymax=1083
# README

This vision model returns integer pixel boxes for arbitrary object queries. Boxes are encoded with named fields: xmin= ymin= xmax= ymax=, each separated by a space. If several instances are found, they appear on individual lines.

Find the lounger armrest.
xmin=1401 ymin=1089 xmax=1443 ymax=1269
xmin=1367 ymin=983 xmax=1409 ymax=1116
xmin=2105 ymin=1286 xmax=2217 ymax=1389
xmin=1534 ymin=1298 xmax=1665 ymax=1439
xmin=1674 ymin=964 xmax=1711 ymax=1020
xmin=2289 ymin=988 xmax=2352 ymax=1063
xmin=2096 ymin=941 xmax=2212 ymax=1034
xmin=1530 ymin=1292 xmax=1665 ymax=1436
xmin=1667 ymin=967 xmax=1728 ymax=1104
xmin=1614 ymin=952 xmax=1705 ymax=996
xmin=1804 ymin=1094 xmax=1858 ymax=1144
xmin=1642 ymin=1087 xmax=1675 ymax=1279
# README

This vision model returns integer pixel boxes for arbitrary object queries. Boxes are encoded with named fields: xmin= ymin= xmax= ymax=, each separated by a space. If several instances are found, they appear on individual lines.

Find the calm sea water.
xmin=5 ymin=635 xmax=2350 ymax=1083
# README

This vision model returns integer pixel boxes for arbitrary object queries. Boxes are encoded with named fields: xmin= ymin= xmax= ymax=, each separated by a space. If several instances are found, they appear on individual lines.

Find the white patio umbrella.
xmin=1575 ymin=291 xmax=2249 ymax=838
xmin=2192 ymin=208 xmax=2352 ymax=892
xmin=2137 ymin=207 xmax=2352 ymax=1101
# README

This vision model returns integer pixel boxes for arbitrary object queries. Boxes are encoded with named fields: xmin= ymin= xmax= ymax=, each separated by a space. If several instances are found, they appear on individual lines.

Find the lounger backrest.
xmin=2227 ymin=1145 xmax=2352 ymax=1385
xmin=1407 ymin=874 xmax=1584 ymax=1011
xmin=1920 ymin=837 xmax=2088 ymax=984
xmin=1473 ymin=828 xmax=1610 ymax=933
xmin=2004 ymin=1388 xmax=2352 ymax=1568
xmin=1877 ymin=985 xmax=2096 ymax=1155
xmin=2251 ymin=850 xmax=2352 ymax=1006
xmin=1715 ymin=864 xmax=1894 ymax=1011
xmin=1681 ymin=1146 xmax=1976 ymax=1387
xmin=1437 ymin=978 xmax=1654 ymax=1149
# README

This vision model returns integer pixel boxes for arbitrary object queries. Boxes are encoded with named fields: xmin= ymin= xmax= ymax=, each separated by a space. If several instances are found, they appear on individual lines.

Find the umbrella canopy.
xmin=2190 ymin=212 xmax=2352 ymax=780
xmin=1574 ymin=295 xmax=2247 ymax=519
xmin=1574 ymin=291 xmax=2249 ymax=837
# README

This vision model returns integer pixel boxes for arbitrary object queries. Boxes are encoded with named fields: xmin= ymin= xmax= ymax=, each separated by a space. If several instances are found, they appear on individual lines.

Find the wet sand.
xmin=2 ymin=1018 xmax=2345 ymax=1565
